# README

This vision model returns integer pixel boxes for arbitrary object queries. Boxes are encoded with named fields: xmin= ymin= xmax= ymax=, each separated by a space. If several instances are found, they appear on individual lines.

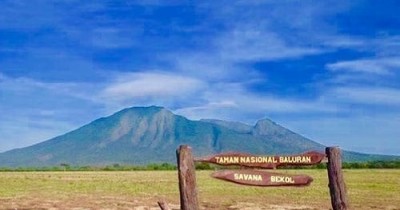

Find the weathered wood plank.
xmin=212 ymin=170 xmax=313 ymax=187
xmin=196 ymin=151 xmax=326 ymax=169
xmin=176 ymin=145 xmax=199 ymax=210
xmin=157 ymin=200 xmax=171 ymax=210
xmin=326 ymin=147 xmax=349 ymax=210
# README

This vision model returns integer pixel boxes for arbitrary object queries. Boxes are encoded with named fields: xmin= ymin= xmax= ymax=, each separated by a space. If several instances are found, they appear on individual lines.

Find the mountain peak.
xmin=106 ymin=105 xmax=176 ymax=145
xmin=122 ymin=105 xmax=166 ymax=113
xmin=255 ymin=118 xmax=276 ymax=127
xmin=112 ymin=106 xmax=173 ymax=118
xmin=253 ymin=118 xmax=283 ymax=136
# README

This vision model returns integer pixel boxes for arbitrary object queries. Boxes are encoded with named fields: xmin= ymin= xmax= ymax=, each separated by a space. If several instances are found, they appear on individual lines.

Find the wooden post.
xmin=326 ymin=147 xmax=349 ymax=210
xmin=157 ymin=200 xmax=171 ymax=210
xmin=177 ymin=145 xmax=199 ymax=210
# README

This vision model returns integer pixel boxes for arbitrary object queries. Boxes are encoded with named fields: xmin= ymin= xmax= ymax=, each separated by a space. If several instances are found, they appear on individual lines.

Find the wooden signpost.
xmin=211 ymin=170 xmax=313 ymax=187
xmin=196 ymin=151 xmax=326 ymax=169
xmin=175 ymin=145 xmax=348 ymax=210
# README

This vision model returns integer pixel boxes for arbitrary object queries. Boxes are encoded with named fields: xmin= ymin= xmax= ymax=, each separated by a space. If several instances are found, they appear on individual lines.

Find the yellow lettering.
xmin=234 ymin=173 xmax=239 ymax=180
xmin=233 ymin=156 xmax=239 ymax=163
xmin=279 ymin=156 xmax=312 ymax=163
xmin=235 ymin=156 xmax=280 ymax=164
xmin=233 ymin=173 xmax=262 ymax=181
xmin=218 ymin=155 xmax=312 ymax=165
xmin=270 ymin=176 xmax=295 ymax=183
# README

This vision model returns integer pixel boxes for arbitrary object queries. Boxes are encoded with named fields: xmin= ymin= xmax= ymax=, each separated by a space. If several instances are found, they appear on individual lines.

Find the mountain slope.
xmin=0 ymin=106 xmax=397 ymax=167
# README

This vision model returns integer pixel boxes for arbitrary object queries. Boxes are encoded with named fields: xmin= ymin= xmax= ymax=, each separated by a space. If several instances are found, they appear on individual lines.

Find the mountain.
xmin=0 ymin=106 xmax=397 ymax=167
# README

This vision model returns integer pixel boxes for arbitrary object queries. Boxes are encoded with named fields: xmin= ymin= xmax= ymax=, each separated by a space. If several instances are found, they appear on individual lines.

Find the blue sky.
xmin=1 ymin=0 xmax=400 ymax=155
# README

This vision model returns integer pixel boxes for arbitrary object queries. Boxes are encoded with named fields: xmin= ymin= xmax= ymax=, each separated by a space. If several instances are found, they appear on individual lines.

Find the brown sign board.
xmin=196 ymin=151 xmax=326 ymax=169
xmin=211 ymin=170 xmax=313 ymax=187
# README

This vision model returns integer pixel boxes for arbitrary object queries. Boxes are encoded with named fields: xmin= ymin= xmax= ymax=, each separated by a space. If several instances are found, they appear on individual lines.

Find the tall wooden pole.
xmin=326 ymin=147 xmax=349 ymax=210
xmin=177 ymin=145 xmax=199 ymax=210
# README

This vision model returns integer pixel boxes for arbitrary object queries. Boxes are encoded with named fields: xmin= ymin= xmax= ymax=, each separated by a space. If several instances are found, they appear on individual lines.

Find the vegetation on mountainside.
xmin=3 ymin=106 xmax=397 ymax=167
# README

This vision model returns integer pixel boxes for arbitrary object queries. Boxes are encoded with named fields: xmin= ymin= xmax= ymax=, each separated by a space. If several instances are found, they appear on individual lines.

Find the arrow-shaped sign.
xmin=211 ymin=170 xmax=313 ymax=187
xmin=196 ymin=151 xmax=326 ymax=169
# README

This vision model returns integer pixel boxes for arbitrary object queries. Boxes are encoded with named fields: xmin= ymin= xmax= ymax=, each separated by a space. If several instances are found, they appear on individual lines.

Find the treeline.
xmin=342 ymin=160 xmax=400 ymax=169
xmin=2 ymin=163 xmax=212 ymax=171
xmin=0 ymin=160 xmax=399 ymax=171
xmin=0 ymin=163 xmax=177 ymax=172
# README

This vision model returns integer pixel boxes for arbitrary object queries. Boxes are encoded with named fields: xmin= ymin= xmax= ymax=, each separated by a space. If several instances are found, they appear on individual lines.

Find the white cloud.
xmin=94 ymin=70 xmax=340 ymax=123
xmin=322 ymin=36 xmax=367 ymax=48
xmin=174 ymin=100 xmax=239 ymax=121
xmin=320 ymin=35 xmax=400 ymax=56
xmin=175 ymin=81 xmax=338 ymax=123
xmin=327 ymin=57 xmax=400 ymax=75
xmin=0 ymin=73 xmax=98 ymax=102
xmin=170 ymin=28 xmax=322 ymax=83
xmin=100 ymin=72 xmax=206 ymax=103
xmin=328 ymin=86 xmax=400 ymax=106
xmin=218 ymin=30 xmax=322 ymax=62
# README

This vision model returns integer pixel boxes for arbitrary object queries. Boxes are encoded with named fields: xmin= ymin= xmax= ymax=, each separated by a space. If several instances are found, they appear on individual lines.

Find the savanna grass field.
xmin=0 ymin=169 xmax=399 ymax=209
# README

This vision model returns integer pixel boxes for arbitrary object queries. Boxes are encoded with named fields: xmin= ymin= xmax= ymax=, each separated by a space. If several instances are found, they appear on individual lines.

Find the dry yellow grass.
xmin=0 ymin=169 xmax=399 ymax=209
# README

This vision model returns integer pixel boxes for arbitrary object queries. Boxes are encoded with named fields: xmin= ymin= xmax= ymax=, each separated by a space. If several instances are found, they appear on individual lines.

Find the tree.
xmin=60 ymin=163 xmax=70 ymax=171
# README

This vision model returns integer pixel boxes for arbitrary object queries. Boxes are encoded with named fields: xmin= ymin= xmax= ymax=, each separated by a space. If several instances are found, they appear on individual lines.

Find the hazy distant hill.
xmin=0 ymin=106 xmax=397 ymax=167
